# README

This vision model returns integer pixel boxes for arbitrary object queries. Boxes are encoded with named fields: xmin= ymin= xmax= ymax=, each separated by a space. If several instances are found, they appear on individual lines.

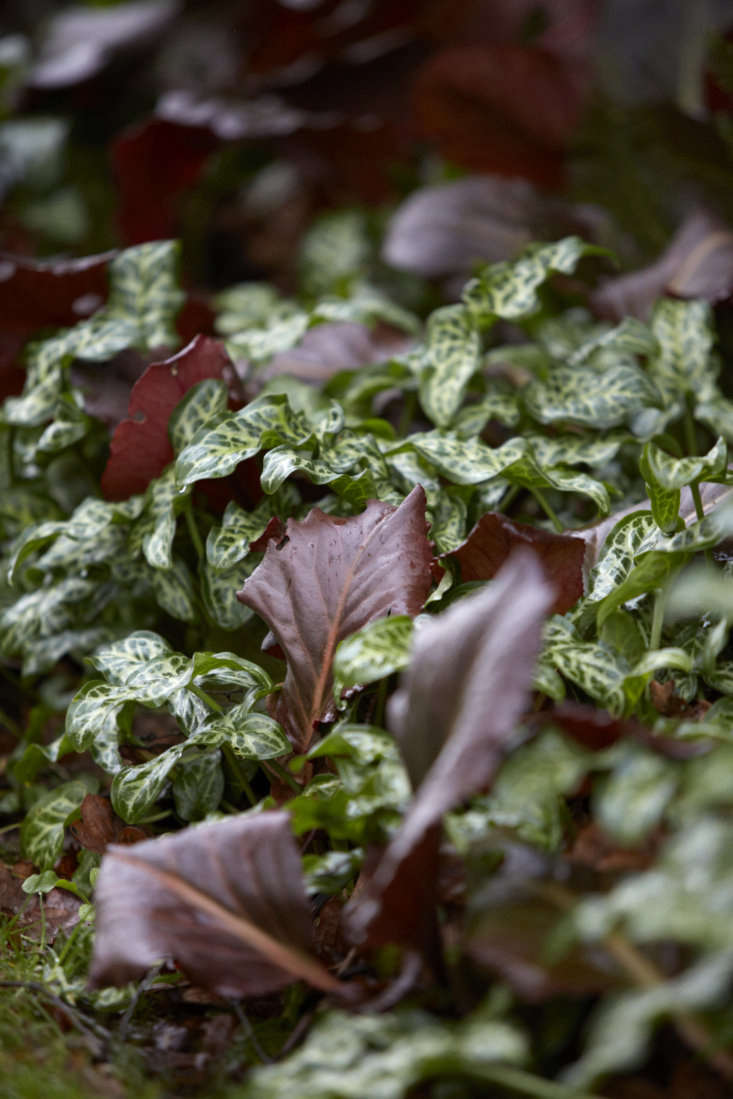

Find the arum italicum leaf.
xmin=237 ymin=485 xmax=434 ymax=750
xmin=90 ymin=810 xmax=340 ymax=997
xmin=347 ymin=550 xmax=552 ymax=947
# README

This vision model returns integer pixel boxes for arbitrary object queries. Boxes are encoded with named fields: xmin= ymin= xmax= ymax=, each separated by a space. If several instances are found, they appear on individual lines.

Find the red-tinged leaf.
xmin=382 ymin=175 xmax=606 ymax=281
xmin=112 ymin=118 xmax=220 ymax=245
xmin=237 ymin=486 xmax=434 ymax=751
xmin=463 ymin=845 xmax=624 ymax=1002
xmin=30 ymin=0 xmax=177 ymax=91
xmin=450 ymin=512 xmax=585 ymax=614
xmin=539 ymin=701 xmax=706 ymax=761
xmin=89 ymin=811 xmax=341 ymax=998
xmin=346 ymin=551 xmax=553 ymax=948
xmin=101 ymin=334 xmax=236 ymax=500
xmin=592 ymin=209 xmax=733 ymax=321
xmin=0 ymin=251 xmax=112 ymax=333
xmin=260 ymin=322 xmax=412 ymax=385
xmin=70 ymin=793 xmax=146 ymax=854
xmin=412 ymin=45 xmax=588 ymax=187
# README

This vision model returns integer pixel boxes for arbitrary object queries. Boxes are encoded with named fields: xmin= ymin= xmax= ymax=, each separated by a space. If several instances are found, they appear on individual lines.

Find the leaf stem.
xmin=649 ymin=586 xmax=667 ymax=651
xmin=266 ymin=758 xmax=301 ymax=794
xmin=467 ymin=1063 xmax=607 ymax=1099
xmin=530 ymin=488 xmax=563 ymax=533
xmin=536 ymin=881 xmax=733 ymax=1084
xmin=184 ymin=500 xmax=205 ymax=560
xmin=683 ymin=402 xmax=706 ymax=521
xmin=190 ymin=685 xmax=224 ymax=713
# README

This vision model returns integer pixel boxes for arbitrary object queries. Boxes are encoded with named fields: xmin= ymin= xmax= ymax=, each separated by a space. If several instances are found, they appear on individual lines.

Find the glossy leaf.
xmin=175 ymin=394 xmax=312 ymax=488
xmin=419 ymin=305 xmax=480 ymax=427
xmin=237 ymin=486 xmax=434 ymax=750
xmin=462 ymin=237 xmax=604 ymax=323
xmin=347 ymin=551 xmax=552 ymax=947
xmin=21 ymin=778 xmax=95 ymax=869
xmin=451 ymin=512 xmax=586 ymax=614
xmin=332 ymin=615 xmax=414 ymax=703
xmin=650 ymin=298 xmax=716 ymax=398
xmin=102 ymin=334 xmax=234 ymax=499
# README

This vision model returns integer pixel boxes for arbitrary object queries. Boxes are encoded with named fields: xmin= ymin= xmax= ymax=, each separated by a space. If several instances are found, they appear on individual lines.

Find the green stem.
xmin=683 ymin=404 xmax=705 ymax=519
xmin=468 ymin=1063 xmax=608 ymax=1099
xmin=649 ymin=586 xmax=667 ymax=651
xmin=397 ymin=390 xmax=417 ymax=437
xmin=498 ymin=483 xmax=521 ymax=515
xmin=184 ymin=500 xmax=205 ymax=560
xmin=190 ymin=685 xmax=224 ymax=714
xmin=530 ymin=488 xmax=563 ymax=533
xmin=0 ymin=821 xmax=20 ymax=836
xmin=266 ymin=758 xmax=301 ymax=794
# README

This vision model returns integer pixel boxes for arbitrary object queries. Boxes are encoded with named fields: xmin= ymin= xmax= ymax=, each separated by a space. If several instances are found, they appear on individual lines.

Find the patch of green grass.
xmin=0 ymin=916 xmax=162 ymax=1099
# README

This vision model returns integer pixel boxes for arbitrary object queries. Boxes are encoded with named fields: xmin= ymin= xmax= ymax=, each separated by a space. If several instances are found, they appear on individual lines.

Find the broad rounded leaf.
xmin=237 ymin=486 xmax=434 ymax=749
xmin=90 ymin=811 xmax=339 ymax=997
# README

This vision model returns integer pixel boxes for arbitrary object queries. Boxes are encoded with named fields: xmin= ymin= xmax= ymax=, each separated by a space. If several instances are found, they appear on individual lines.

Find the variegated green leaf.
xmin=105 ymin=240 xmax=184 ymax=350
xmin=88 ymin=630 xmax=178 ymax=686
xmin=172 ymin=749 xmax=225 ymax=821
xmin=175 ymin=394 xmax=312 ymax=488
xmin=168 ymin=377 xmax=230 ymax=454
xmin=451 ymin=389 xmax=521 ymax=435
xmin=150 ymin=558 xmax=198 ymax=622
xmin=695 ymin=395 xmax=733 ymax=441
xmin=569 ymin=316 xmax=656 ymax=364
xmin=227 ymin=309 xmax=310 ymax=364
xmin=138 ymin=468 xmax=188 ymax=570
xmin=428 ymin=489 xmax=469 ymax=553
xmin=0 ymin=577 xmax=96 ymax=656
xmin=191 ymin=707 xmax=290 ymax=760
xmin=190 ymin=650 xmax=272 ymax=695
xmin=650 ymin=299 xmax=716 ymax=398
xmin=21 ymin=626 xmax=118 ymax=679
xmin=527 ymin=431 xmax=627 ymax=469
xmin=419 ymin=305 xmax=480 ymax=427
xmin=111 ymin=745 xmax=185 ymax=823
xmin=65 ymin=679 xmax=135 ymax=772
xmin=299 ymin=209 xmax=370 ymax=297
xmin=524 ymin=360 xmax=661 ymax=429
xmin=202 ymin=558 xmax=254 ymax=630
xmin=405 ymin=433 xmax=526 ymax=486
xmin=586 ymin=512 xmax=660 ymax=603
xmin=21 ymin=778 xmax=96 ymax=869
xmin=8 ymin=518 xmax=66 ymax=581
xmin=639 ymin=444 xmax=681 ymax=533
xmin=593 ymin=502 xmax=733 ymax=626
xmin=206 ymin=487 xmax=297 ymax=568
xmin=463 ymin=237 xmax=604 ymax=323
xmin=214 ymin=282 xmax=281 ymax=333
xmin=644 ymin=436 xmax=727 ymax=490
xmin=545 ymin=636 xmax=628 ymax=713
xmin=332 ymin=615 xmax=414 ymax=703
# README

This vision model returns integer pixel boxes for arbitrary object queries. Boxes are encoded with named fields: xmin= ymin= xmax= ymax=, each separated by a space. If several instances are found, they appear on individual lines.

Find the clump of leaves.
xmin=4 ymin=224 xmax=733 ymax=1099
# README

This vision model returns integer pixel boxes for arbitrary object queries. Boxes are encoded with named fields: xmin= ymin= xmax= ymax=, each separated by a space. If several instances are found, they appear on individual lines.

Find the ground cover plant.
xmin=5 ymin=3 xmax=733 ymax=1098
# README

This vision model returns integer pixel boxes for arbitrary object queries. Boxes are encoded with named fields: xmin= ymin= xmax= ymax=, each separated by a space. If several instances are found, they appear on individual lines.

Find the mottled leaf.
xmin=419 ymin=305 xmax=480 ymax=427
